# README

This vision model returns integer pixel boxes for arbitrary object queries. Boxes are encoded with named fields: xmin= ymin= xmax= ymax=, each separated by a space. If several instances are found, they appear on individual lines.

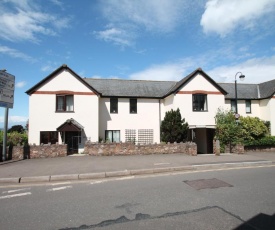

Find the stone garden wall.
xmin=11 ymin=144 xmax=67 ymax=160
xmin=84 ymin=141 xmax=197 ymax=156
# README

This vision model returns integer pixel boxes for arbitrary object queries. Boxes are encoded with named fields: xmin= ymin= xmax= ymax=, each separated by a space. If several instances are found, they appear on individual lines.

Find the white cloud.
xmin=0 ymin=0 xmax=70 ymax=42
xmin=200 ymin=0 xmax=275 ymax=37
xmin=95 ymin=0 xmax=189 ymax=46
xmin=0 ymin=116 xmax=28 ymax=123
xmin=129 ymin=59 xmax=196 ymax=81
xmin=0 ymin=45 xmax=35 ymax=62
xmin=94 ymin=26 xmax=135 ymax=47
xmin=126 ymin=55 xmax=275 ymax=84
xmin=207 ymin=56 xmax=275 ymax=83
xmin=50 ymin=0 xmax=63 ymax=7
xmin=16 ymin=81 xmax=27 ymax=88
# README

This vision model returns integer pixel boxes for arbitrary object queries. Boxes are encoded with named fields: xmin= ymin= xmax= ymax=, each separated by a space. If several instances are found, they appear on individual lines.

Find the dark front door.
xmin=65 ymin=131 xmax=80 ymax=154
xmin=207 ymin=128 xmax=215 ymax=154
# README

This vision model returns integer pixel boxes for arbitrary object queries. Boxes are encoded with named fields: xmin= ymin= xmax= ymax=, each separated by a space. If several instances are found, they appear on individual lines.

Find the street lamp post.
xmin=234 ymin=72 xmax=245 ymax=116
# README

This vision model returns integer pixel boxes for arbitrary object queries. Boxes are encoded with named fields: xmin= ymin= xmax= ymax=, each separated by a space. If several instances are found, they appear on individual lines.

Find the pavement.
xmin=0 ymin=152 xmax=274 ymax=184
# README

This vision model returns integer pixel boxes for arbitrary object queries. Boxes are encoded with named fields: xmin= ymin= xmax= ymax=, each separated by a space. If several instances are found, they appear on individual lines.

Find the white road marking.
xmin=0 ymin=192 xmax=31 ymax=199
xmin=90 ymin=181 xmax=104 ymax=185
xmin=2 ymin=188 xmax=31 ymax=194
xmin=46 ymin=186 xmax=72 ymax=192
xmin=154 ymin=163 xmax=170 ymax=166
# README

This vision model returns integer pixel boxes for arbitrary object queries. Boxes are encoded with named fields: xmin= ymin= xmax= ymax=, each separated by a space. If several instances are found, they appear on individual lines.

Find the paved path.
xmin=0 ymin=152 xmax=274 ymax=184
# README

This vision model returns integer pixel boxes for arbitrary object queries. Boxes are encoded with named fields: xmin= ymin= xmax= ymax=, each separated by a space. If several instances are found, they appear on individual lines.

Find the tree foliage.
xmin=239 ymin=116 xmax=269 ymax=142
xmin=215 ymin=108 xmax=272 ymax=150
xmin=215 ymin=108 xmax=243 ymax=147
xmin=160 ymin=108 xmax=189 ymax=143
xmin=0 ymin=131 xmax=28 ymax=146
xmin=8 ymin=125 xmax=24 ymax=133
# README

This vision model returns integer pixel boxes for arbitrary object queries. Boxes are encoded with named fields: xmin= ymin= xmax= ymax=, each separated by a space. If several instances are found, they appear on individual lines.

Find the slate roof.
xmin=259 ymin=79 xmax=275 ymax=99
xmin=218 ymin=83 xmax=259 ymax=99
xmin=219 ymin=80 xmax=275 ymax=99
xmin=26 ymin=64 xmax=275 ymax=100
xmin=84 ymin=78 xmax=176 ymax=98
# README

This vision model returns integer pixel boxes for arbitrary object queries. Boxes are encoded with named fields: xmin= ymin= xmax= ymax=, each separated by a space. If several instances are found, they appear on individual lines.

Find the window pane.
xmin=246 ymin=100 xmax=251 ymax=113
xmin=113 ymin=131 xmax=120 ymax=142
xmin=110 ymin=98 xmax=118 ymax=113
xmin=130 ymin=99 xmax=137 ymax=113
xmin=57 ymin=96 xmax=64 ymax=111
xmin=193 ymin=94 xmax=207 ymax=111
xmin=66 ymin=95 xmax=74 ymax=111
xmin=106 ymin=131 xmax=112 ymax=142
xmin=231 ymin=100 xmax=236 ymax=113
xmin=40 ymin=131 xmax=58 ymax=144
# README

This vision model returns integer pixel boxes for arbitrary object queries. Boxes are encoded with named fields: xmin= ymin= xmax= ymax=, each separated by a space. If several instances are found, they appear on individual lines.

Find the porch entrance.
xmin=190 ymin=128 xmax=215 ymax=154
xmin=56 ymin=118 xmax=84 ymax=154
xmin=64 ymin=132 xmax=80 ymax=154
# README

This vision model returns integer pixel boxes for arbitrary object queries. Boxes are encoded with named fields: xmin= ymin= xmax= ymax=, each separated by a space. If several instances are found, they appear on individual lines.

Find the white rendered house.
xmin=26 ymin=64 xmax=275 ymax=154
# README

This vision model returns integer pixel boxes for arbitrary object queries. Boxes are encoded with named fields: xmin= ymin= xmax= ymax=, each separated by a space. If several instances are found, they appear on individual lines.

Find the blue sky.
xmin=0 ymin=0 xmax=275 ymax=128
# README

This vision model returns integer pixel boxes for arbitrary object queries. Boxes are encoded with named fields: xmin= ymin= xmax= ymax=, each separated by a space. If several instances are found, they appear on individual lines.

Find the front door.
xmin=65 ymin=131 xmax=80 ymax=154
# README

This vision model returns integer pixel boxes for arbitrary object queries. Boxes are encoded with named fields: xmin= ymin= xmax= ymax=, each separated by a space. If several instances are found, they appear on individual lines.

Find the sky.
xmin=0 ymin=0 xmax=275 ymax=128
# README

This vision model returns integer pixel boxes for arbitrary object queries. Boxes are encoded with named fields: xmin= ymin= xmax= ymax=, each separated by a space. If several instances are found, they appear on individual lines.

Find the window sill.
xmin=192 ymin=110 xmax=208 ymax=112
xmin=55 ymin=111 xmax=75 ymax=113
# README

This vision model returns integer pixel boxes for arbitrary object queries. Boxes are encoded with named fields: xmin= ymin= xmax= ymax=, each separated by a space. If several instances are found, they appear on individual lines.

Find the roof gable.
xmin=25 ymin=64 xmax=100 ymax=95
xmin=165 ymin=68 xmax=227 ymax=97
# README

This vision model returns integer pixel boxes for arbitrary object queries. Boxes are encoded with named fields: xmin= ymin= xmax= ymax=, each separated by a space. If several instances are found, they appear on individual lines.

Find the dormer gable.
xmin=164 ymin=68 xmax=227 ymax=97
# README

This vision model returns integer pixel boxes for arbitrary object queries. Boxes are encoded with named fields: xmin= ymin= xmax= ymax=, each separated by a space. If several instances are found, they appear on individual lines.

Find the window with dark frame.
xmin=246 ymin=100 xmax=251 ymax=113
xmin=40 ymin=131 xmax=58 ymax=144
xmin=231 ymin=99 xmax=236 ymax=113
xmin=56 ymin=95 xmax=74 ymax=112
xmin=105 ymin=130 xmax=120 ymax=142
xmin=192 ymin=94 xmax=208 ymax=111
xmin=110 ymin=98 xmax=118 ymax=113
xmin=130 ymin=98 xmax=137 ymax=113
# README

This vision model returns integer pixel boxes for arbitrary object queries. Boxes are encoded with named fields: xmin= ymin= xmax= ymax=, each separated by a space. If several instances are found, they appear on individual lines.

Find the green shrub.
xmin=0 ymin=131 xmax=28 ymax=146
xmin=244 ymin=136 xmax=275 ymax=147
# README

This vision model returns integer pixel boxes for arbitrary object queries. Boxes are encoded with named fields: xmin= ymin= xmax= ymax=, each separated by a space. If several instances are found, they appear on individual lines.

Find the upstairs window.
xmin=110 ymin=98 xmax=118 ymax=113
xmin=193 ymin=94 xmax=207 ymax=111
xmin=56 ymin=95 xmax=74 ymax=112
xmin=130 ymin=98 xmax=137 ymax=113
xmin=231 ymin=100 xmax=236 ymax=113
xmin=246 ymin=100 xmax=251 ymax=113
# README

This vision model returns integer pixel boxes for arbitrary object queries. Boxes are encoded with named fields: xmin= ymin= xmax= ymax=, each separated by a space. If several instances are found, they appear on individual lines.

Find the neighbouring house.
xmin=26 ymin=64 xmax=275 ymax=154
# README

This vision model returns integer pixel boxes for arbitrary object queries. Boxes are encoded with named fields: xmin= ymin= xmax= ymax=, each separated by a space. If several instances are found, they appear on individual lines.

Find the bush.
xmin=161 ymin=108 xmax=189 ymax=143
xmin=0 ymin=131 xmax=28 ymax=146
xmin=239 ymin=116 xmax=269 ymax=142
xmin=244 ymin=136 xmax=275 ymax=147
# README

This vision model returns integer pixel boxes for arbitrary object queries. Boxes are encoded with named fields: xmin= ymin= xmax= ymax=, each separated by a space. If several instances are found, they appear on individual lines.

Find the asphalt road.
xmin=0 ymin=165 xmax=274 ymax=230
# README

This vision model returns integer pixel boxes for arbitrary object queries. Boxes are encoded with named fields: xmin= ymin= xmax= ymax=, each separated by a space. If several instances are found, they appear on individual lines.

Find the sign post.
xmin=0 ymin=70 xmax=15 ymax=161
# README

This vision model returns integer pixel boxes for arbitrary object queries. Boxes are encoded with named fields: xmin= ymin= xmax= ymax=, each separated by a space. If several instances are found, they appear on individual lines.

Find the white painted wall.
xmin=28 ymin=70 xmax=99 ymax=151
xmin=161 ymin=73 xmax=225 ymax=128
xmin=99 ymin=98 xmax=160 ymax=143
xmin=270 ymin=97 xmax=275 ymax=135
xmin=39 ymin=69 xmax=92 ymax=92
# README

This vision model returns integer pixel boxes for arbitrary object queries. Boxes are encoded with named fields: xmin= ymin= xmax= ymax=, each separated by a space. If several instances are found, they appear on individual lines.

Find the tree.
xmin=8 ymin=125 xmax=24 ymax=133
xmin=160 ymin=108 xmax=189 ymax=143
xmin=215 ymin=108 xmax=243 ymax=151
